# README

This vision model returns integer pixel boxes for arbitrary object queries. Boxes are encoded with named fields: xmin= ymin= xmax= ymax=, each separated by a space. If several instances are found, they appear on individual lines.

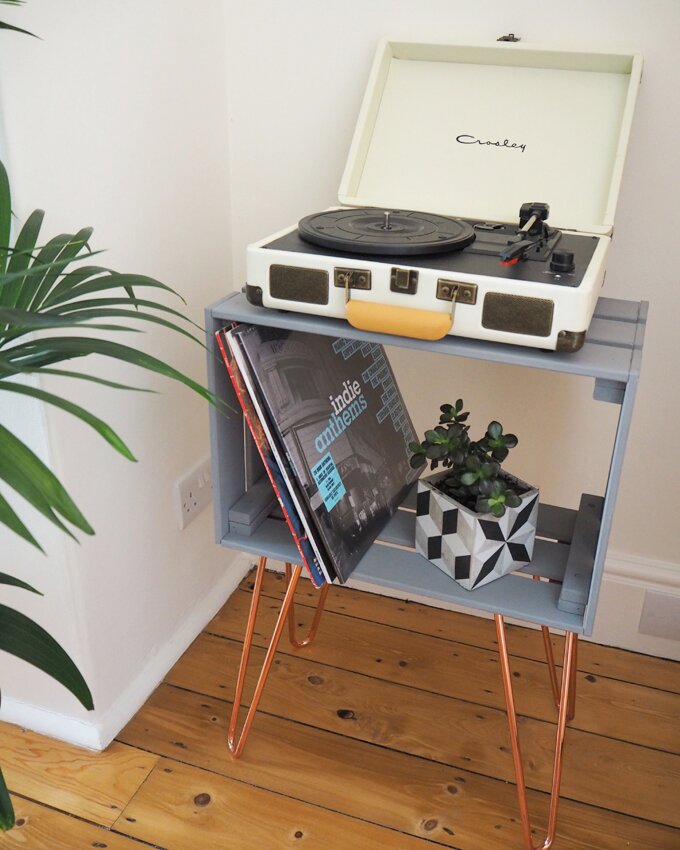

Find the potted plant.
xmin=409 ymin=399 xmax=539 ymax=590
xmin=0 ymin=156 xmax=226 ymax=828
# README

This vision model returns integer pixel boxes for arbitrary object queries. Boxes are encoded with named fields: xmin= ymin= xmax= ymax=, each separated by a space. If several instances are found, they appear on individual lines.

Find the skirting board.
xmin=264 ymin=549 xmax=680 ymax=662
xmin=0 ymin=552 xmax=252 ymax=751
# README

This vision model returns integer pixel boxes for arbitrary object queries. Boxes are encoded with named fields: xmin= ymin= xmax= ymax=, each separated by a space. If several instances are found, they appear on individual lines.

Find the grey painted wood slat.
xmin=592 ymin=298 xmax=641 ymax=322
xmin=228 ymin=476 xmax=276 ymax=535
xmin=535 ymin=503 xmax=577 ymax=542
xmin=582 ymin=319 xmax=647 ymax=633
xmin=221 ymin=517 xmax=301 ymax=563
xmin=557 ymin=495 xmax=604 ymax=616
xmin=205 ymin=310 xmax=247 ymax=545
xmin=593 ymin=378 xmax=626 ymax=404
xmin=586 ymin=317 xmax=637 ymax=348
xmin=210 ymin=292 xmax=636 ymax=382
xmin=352 ymin=542 xmax=584 ymax=632
xmin=516 ymin=539 xmax=569 ymax=582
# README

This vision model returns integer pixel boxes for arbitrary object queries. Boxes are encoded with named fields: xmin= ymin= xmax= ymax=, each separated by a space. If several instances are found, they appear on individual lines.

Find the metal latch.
xmin=436 ymin=280 xmax=478 ymax=305
xmin=390 ymin=267 xmax=418 ymax=295
xmin=334 ymin=268 xmax=371 ymax=290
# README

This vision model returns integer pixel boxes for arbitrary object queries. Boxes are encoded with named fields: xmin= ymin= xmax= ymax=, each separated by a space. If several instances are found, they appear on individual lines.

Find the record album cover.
xmin=229 ymin=324 xmax=419 ymax=582
xmin=216 ymin=328 xmax=333 ymax=587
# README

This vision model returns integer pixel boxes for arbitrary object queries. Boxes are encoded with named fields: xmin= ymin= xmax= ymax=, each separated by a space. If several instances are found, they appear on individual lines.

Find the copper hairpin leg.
xmin=533 ymin=576 xmax=577 ymax=720
xmin=285 ymin=562 xmax=330 ymax=648
xmin=495 ymin=613 xmax=578 ymax=850
xmin=227 ymin=556 xmax=329 ymax=758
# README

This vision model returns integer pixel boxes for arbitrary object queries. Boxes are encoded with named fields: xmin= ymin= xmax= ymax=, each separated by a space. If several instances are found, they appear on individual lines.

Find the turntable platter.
xmin=298 ymin=208 xmax=476 ymax=256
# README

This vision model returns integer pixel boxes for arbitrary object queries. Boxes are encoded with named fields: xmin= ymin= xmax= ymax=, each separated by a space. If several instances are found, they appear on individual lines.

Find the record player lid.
xmin=338 ymin=40 xmax=642 ymax=235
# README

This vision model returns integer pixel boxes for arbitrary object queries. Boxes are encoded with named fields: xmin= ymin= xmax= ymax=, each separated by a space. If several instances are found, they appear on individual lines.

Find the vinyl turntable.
xmin=245 ymin=41 xmax=642 ymax=352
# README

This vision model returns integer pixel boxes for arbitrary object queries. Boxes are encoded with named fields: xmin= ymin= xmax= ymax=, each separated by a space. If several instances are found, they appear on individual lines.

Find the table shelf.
xmin=206 ymin=291 xmax=647 ymax=637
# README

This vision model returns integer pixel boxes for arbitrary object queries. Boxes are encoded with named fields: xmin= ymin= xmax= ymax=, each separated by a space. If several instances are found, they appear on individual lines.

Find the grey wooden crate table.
xmin=205 ymin=290 xmax=647 ymax=637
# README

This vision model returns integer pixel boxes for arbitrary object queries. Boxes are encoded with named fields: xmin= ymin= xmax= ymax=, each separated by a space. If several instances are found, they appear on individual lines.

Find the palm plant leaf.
xmin=45 ymin=295 xmax=202 ymax=329
xmin=4 ymin=336 xmax=216 ymax=403
xmin=44 ymin=270 xmax=182 ymax=309
xmin=0 ymin=159 xmax=9 ymax=274
xmin=0 ymin=20 xmax=34 ymax=37
xmin=23 ymin=228 xmax=93 ymax=311
xmin=15 ymin=366 xmax=156 ymax=393
xmin=1 ymin=381 xmax=136 ymax=461
xmin=0 ymin=306 xmax=146 ymax=337
xmin=0 ymin=572 xmax=41 ymax=594
xmin=0 ymin=490 xmax=42 ymax=550
xmin=6 ymin=208 xmax=43 ymax=273
xmin=0 ymin=604 xmax=94 ymax=709
xmin=0 ymin=768 xmax=13 ymax=831
xmin=0 ymin=423 xmax=94 ymax=542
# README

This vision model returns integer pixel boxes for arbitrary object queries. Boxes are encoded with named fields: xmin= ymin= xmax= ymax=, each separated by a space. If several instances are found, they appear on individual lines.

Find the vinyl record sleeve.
xmin=216 ymin=328 xmax=333 ymax=587
xmin=230 ymin=324 xmax=419 ymax=582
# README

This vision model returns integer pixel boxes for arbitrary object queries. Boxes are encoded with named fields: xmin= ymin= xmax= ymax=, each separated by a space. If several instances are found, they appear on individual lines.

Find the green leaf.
xmin=0 ymin=489 xmax=43 ymax=550
xmin=0 ymin=161 xmax=10 ymax=275
xmin=36 ymin=263 xmax=110 ymax=306
xmin=16 ymin=366 xmax=156 ymax=394
xmin=0 ymin=382 xmax=137 ymax=461
xmin=0 ymin=767 xmax=14 ymax=832
xmin=487 ymin=421 xmax=502 ymax=440
xmin=3 ymin=336 xmax=226 ymax=411
xmin=0 ymin=604 xmax=93 ymax=709
xmin=38 ymin=307 xmax=202 ymax=345
xmin=505 ymin=492 xmax=522 ymax=508
xmin=6 ymin=209 xmax=44 ymax=273
xmin=460 ymin=471 xmax=477 ymax=486
xmin=25 ymin=228 xmax=94 ymax=312
xmin=0 ymin=572 xmax=42 ymax=594
xmin=0 ymin=422 xmax=94 ymax=538
xmin=46 ymin=295 xmax=203 ymax=333
xmin=44 ymin=272 xmax=182 ymax=309
xmin=0 ymin=20 xmax=37 ymax=37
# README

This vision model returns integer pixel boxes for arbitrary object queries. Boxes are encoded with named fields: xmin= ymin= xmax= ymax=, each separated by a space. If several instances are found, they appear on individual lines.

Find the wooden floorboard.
xmin=207 ymin=588 xmax=680 ymax=752
xmin=0 ymin=725 xmax=158 ymax=827
xmin=3 ymin=567 xmax=679 ymax=849
xmin=1 ymin=797 xmax=155 ymax=849
xmin=245 ymin=570 xmax=680 ymax=694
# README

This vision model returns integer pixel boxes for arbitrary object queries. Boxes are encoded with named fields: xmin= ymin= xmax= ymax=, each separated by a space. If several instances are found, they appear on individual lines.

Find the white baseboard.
xmin=604 ymin=550 xmax=680 ymax=592
xmin=1 ymin=553 xmax=252 ymax=750
xmin=4 ymin=549 xmax=677 ymax=750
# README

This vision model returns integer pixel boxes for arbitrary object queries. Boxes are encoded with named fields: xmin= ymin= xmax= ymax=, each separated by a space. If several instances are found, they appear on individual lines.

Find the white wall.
xmin=1 ymin=0 xmax=678 ymax=750
xmin=222 ymin=0 xmax=680 ymax=656
xmin=0 ymin=0 xmax=249 ymax=746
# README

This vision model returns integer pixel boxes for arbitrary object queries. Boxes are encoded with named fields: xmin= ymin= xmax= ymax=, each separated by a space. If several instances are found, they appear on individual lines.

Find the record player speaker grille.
xmin=482 ymin=293 xmax=554 ymax=338
xmin=270 ymin=265 xmax=329 ymax=305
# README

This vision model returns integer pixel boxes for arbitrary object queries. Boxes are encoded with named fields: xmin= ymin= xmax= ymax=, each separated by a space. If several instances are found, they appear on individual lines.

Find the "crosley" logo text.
xmin=456 ymin=134 xmax=526 ymax=153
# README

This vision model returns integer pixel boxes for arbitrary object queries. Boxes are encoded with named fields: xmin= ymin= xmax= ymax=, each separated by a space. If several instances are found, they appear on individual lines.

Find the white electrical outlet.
xmin=175 ymin=457 xmax=213 ymax=529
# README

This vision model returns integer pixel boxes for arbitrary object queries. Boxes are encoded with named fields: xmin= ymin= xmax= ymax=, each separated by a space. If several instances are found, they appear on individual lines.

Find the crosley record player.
xmin=245 ymin=40 xmax=643 ymax=352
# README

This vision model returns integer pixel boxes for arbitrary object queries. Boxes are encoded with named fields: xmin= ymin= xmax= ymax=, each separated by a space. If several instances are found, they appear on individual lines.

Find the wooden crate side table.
xmin=205 ymin=291 xmax=647 ymax=850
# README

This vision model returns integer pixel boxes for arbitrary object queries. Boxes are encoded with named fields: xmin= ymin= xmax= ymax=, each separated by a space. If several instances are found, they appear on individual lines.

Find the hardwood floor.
xmin=3 ymin=567 xmax=679 ymax=849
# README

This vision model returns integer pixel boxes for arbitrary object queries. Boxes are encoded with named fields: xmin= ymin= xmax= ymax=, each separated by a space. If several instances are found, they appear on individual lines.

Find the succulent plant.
xmin=409 ymin=399 xmax=523 ymax=517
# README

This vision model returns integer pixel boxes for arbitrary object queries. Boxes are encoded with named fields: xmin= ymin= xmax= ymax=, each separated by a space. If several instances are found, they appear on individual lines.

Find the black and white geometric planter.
xmin=415 ymin=472 xmax=539 ymax=590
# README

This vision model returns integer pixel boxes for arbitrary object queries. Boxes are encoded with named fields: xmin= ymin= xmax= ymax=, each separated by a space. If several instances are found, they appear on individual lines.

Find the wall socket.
xmin=175 ymin=457 xmax=213 ymax=529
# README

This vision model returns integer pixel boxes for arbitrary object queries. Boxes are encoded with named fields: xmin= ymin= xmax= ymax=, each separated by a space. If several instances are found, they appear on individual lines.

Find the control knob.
xmin=550 ymin=249 xmax=575 ymax=274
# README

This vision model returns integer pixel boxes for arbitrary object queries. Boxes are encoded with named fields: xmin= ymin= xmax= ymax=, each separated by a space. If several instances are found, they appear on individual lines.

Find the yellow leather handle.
xmin=346 ymin=301 xmax=452 ymax=341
